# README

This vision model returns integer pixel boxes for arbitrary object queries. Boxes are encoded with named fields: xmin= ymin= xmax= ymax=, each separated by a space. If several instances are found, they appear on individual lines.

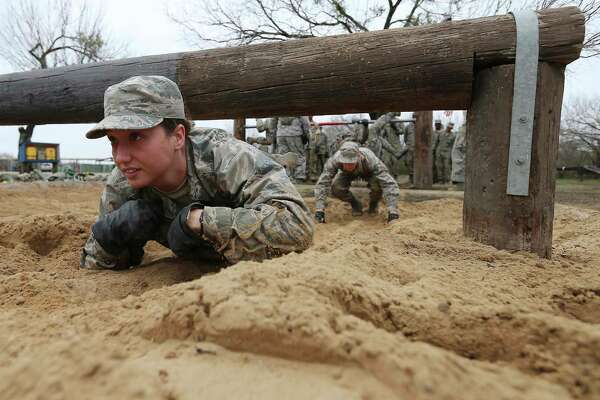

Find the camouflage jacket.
xmin=368 ymin=113 xmax=401 ymax=157
xmin=314 ymin=146 xmax=400 ymax=212
xmin=403 ymin=123 xmax=415 ymax=151
xmin=436 ymin=130 xmax=456 ymax=156
xmin=276 ymin=116 xmax=310 ymax=137
xmin=81 ymin=128 xmax=314 ymax=269
xmin=308 ymin=125 xmax=328 ymax=155
xmin=432 ymin=128 xmax=444 ymax=153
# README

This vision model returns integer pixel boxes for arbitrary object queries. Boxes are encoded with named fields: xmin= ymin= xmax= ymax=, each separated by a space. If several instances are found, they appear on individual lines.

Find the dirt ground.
xmin=0 ymin=182 xmax=599 ymax=400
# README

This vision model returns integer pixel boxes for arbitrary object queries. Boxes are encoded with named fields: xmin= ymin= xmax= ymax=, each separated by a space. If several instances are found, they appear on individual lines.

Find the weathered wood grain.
xmin=463 ymin=62 xmax=564 ymax=258
xmin=0 ymin=7 xmax=583 ymax=125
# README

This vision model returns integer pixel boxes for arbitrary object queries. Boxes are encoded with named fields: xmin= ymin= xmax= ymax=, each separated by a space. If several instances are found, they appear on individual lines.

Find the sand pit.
xmin=0 ymin=182 xmax=599 ymax=399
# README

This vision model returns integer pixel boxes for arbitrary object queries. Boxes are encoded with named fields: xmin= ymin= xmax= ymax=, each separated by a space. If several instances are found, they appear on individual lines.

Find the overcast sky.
xmin=0 ymin=0 xmax=598 ymax=158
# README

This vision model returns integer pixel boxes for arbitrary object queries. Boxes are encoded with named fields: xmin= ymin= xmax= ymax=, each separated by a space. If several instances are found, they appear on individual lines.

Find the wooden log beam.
xmin=414 ymin=111 xmax=433 ymax=189
xmin=0 ymin=7 xmax=583 ymax=125
xmin=463 ymin=62 xmax=564 ymax=258
xmin=233 ymin=118 xmax=246 ymax=141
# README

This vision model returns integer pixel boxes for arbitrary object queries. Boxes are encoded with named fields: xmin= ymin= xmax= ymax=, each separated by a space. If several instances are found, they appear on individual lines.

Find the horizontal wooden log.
xmin=0 ymin=7 xmax=583 ymax=125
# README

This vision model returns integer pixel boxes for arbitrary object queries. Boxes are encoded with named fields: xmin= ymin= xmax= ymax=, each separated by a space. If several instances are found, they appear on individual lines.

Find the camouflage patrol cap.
xmin=339 ymin=141 xmax=360 ymax=163
xmin=86 ymin=75 xmax=186 ymax=139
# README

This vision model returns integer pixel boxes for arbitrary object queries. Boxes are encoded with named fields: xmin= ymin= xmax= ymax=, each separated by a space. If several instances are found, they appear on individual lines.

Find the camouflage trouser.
xmin=277 ymin=136 xmax=306 ymax=180
xmin=404 ymin=150 xmax=414 ymax=182
xmin=331 ymin=172 xmax=382 ymax=206
xmin=382 ymin=151 xmax=399 ymax=178
xmin=435 ymin=153 xmax=452 ymax=183
xmin=308 ymin=150 xmax=327 ymax=180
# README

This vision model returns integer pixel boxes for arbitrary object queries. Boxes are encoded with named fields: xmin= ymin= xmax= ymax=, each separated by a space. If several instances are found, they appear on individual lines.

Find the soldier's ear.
xmin=172 ymin=124 xmax=186 ymax=150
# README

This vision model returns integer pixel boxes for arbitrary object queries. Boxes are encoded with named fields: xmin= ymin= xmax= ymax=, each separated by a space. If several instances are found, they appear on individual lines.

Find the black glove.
xmin=167 ymin=202 xmax=210 ymax=259
xmin=387 ymin=212 xmax=399 ymax=223
xmin=92 ymin=199 xmax=162 ymax=256
xmin=315 ymin=211 xmax=326 ymax=223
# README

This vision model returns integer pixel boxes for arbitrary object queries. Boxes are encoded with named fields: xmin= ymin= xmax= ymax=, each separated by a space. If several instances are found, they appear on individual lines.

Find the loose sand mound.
xmin=0 ymin=183 xmax=598 ymax=399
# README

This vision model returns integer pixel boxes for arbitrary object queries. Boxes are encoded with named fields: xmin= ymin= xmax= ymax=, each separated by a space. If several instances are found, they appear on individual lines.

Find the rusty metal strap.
xmin=506 ymin=10 xmax=539 ymax=196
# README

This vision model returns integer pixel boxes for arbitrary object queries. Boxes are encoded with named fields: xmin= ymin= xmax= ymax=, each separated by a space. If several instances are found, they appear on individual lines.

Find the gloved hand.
xmin=315 ymin=210 xmax=326 ymax=223
xmin=167 ymin=202 xmax=209 ymax=258
xmin=387 ymin=212 xmax=399 ymax=223
xmin=91 ymin=199 xmax=162 ymax=255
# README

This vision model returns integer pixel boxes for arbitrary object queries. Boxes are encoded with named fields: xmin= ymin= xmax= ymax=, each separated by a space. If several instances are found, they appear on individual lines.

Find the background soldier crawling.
xmin=314 ymin=141 xmax=400 ymax=224
xmin=80 ymin=75 xmax=314 ymax=270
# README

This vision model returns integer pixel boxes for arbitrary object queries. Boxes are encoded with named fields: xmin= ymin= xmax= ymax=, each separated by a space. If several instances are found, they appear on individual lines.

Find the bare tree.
xmin=561 ymin=97 xmax=600 ymax=166
xmin=465 ymin=0 xmax=600 ymax=58
xmin=166 ymin=0 xmax=471 ymax=47
xmin=0 ymin=0 xmax=124 ymax=162
xmin=0 ymin=0 xmax=123 ymax=70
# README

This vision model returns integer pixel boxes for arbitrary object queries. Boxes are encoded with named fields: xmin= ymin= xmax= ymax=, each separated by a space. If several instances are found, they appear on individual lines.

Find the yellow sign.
xmin=45 ymin=147 xmax=56 ymax=160
xmin=26 ymin=146 xmax=37 ymax=160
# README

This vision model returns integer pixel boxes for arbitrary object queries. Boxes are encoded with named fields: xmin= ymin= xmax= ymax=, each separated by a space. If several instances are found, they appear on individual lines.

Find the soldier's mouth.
xmin=122 ymin=167 xmax=141 ymax=178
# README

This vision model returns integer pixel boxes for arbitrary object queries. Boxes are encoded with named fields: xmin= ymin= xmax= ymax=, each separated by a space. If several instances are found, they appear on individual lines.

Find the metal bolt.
xmin=519 ymin=116 xmax=528 ymax=124
xmin=515 ymin=159 xmax=524 ymax=166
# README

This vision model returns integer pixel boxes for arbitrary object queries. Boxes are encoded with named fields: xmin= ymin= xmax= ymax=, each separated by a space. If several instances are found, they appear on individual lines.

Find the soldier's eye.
xmin=130 ymin=133 xmax=144 ymax=142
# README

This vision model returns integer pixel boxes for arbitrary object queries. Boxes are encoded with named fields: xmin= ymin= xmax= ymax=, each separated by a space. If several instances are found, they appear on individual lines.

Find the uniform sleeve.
xmin=363 ymin=149 xmax=400 ymax=212
xmin=200 ymin=140 xmax=314 ymax=263
xmin=313 ymin=153 xmax=340 ymax=211
xmin=80 ymin=169 xmax=141 ymax=270
xmin=301 ymin=117 xmax=310 ymax=136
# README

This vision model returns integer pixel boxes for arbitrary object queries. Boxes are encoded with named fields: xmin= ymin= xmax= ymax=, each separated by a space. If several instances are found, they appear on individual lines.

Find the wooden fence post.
xmin=414 ymin=111 xmax=433 ymax=189
xmin=463 ymin=62 xmax=565 ymax=258
xmin=233 ymin=118 xmax=246 ymax=141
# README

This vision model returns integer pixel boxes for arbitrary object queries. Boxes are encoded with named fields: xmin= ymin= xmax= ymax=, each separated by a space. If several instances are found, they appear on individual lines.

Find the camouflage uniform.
xmin=431 ymin=121 xmax=444 ymax=183
xmin=451 ymin=124 xmax=467 ymax=184
xmin=255 ymin=118 xmax=278 ymax=153
xmin=435 ymin=125 xmax=456 ymax=184
xmin=307 ymin=123 xmax=328 ymax=181
xmin=325 ymin=122 xmax=367 ymax=156
xmin=276 ymin=116 xmax=310 ymax=181
xmin=314 ymin=142 xmax=400 ymax=214
xmin=80 ymin=76 xmax=313 ymax=269
xmin=368 ymin=113 xmax=401 ymax=167
xmin=402 ymin=122 xmax=415 ymax=183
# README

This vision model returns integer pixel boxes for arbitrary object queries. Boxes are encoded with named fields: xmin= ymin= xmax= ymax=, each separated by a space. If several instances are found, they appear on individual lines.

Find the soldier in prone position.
xmin=314 ymin=141 xmax=401 ymax=224
xmin=80 ymin=75 xmax=314 ymax=270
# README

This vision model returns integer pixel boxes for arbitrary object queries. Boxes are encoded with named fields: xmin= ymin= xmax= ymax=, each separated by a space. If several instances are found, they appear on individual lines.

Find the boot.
xmin=368 ymin=201 xmax=379 ymax=215
xmin=349 ymin=196 xmax=363 ymax=217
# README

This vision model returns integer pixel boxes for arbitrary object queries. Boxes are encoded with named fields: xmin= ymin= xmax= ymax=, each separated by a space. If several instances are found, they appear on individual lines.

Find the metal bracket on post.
xmin=506 ymin=10 xmax=539 ymax=196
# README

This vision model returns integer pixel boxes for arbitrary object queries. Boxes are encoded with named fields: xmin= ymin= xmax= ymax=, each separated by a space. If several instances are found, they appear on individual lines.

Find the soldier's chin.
xmin=124 ymin=173 xmax=150 ymax=189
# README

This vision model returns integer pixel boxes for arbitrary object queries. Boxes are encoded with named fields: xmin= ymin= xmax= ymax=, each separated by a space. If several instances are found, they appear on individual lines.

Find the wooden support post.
xmin=463 ymin=62 xmax=565 ymax=258
xmin=414 ymin=111 xmax=433 ymax=189
xmin=233 ymin=118 xmax=246 ymax=141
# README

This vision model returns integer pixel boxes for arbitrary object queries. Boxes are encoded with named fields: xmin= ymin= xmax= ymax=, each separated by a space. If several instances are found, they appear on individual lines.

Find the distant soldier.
xmin=276 ymin=116 xmax=310 ymax=182
xmin=314 ymin=141 xmax=400 ymax=223
xmin=432 ymin=119 xmax=444 ymax=183
xmin=451 ymin=123 xmax=467 ymax=186
xmin=402 ymin=114 xmax=416 ymax=184
xmin=307 ymin=119 xmax=328 ymax=182
xmin=435 ymin=122 xmax=456 ymax=184
xmin=373 ymin=112 xmax=403 ymax=178
xmin=368 ymin=113 xmax=401 ymax=165
xmin=255 ymin=118 xmax=278 ymax=152
xmin=325 ymin=119 xmax=368 ymax=156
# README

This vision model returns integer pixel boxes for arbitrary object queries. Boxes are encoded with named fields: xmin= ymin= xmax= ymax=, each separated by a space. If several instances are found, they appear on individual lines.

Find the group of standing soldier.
xmin=249 ymin=113 xmax=466 ymax=186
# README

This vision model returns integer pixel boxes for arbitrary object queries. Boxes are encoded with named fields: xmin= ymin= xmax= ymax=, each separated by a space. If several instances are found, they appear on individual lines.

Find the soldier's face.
xmin=107 ymin=124 xmax=185 ymax=189
xmin=342 ymin=162 xmax=358 ymax=172
xmin=435 ymin=123 xmax=442 ymax=130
